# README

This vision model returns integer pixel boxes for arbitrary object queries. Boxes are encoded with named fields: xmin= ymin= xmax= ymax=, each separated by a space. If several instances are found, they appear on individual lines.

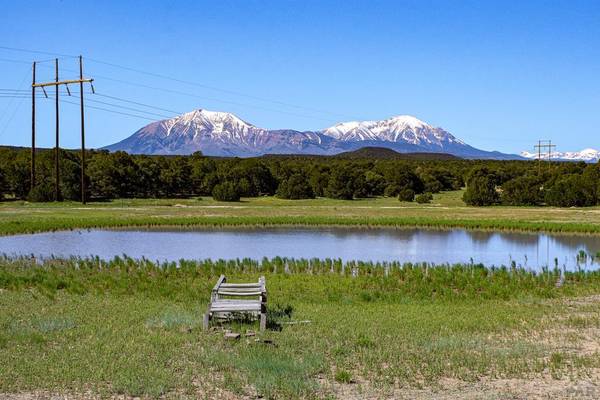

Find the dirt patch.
xmin=323 ymin=373 xmax=600 ymax=399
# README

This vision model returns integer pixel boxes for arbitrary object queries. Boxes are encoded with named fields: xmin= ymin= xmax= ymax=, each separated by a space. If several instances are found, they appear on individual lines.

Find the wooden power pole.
xmin=79 ymin=56 xmax=87 ymax=204
xmin=55 ymin=58 xmax=60 ymax=201
xmin=31 ymin=62 xmax=36 ymax=190
xmin=31 ymin=57 xmax=94 ymax=203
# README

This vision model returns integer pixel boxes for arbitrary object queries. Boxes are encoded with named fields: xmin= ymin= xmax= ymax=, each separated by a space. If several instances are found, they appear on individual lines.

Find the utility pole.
xmin=55 ymin=58 xmax=60 ymax=201
xmin=79 ymin=55 xmax=87 ymax=204
xmin=31 ymin=62 xmax=36 ymax=191
xmin=547 ymin=140 xmax=556 ymax=162
xmin=31 ymin=57 xmax=94 ymax=203
xmin=534 ymin=140 xmax=543 ymax=174
xmin=533 ymin=140 xmax=556 ymax=174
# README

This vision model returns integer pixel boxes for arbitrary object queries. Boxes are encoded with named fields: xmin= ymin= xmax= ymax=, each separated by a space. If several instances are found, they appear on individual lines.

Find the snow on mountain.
xmin=322 ymin=115 xmax=465 ymax=148
xmin=520 ymin=148 xmax=600 ymax=162
xmin=104 ymin=109 xmax=338 ymax=157
xmin=104 ymin=109 xmax=520 ymax=159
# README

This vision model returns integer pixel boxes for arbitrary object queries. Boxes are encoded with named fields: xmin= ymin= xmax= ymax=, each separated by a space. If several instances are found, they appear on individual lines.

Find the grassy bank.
xmin=1 ymin=191 xmax=600 ymax=235
xmin=2 ymin=257 xmax=600 ymax=399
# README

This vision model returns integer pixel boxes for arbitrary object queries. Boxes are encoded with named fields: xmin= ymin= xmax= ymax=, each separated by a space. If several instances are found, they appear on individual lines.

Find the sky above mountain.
xmin=1 ymin=0 xmax=599 ymax=154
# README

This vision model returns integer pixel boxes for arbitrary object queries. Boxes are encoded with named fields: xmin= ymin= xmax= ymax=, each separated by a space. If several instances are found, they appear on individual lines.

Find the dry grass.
xmin=1 ymin=191 xmax=600 ymax=235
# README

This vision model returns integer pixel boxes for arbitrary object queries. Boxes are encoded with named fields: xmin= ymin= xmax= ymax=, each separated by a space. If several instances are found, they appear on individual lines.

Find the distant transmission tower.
xmin=533 ymin=140 xmax=556 ymax=173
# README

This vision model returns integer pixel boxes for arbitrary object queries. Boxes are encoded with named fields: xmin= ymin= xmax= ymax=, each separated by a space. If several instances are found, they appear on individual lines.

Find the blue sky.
xmin=0 ymin=0 xmax=599 ymax=153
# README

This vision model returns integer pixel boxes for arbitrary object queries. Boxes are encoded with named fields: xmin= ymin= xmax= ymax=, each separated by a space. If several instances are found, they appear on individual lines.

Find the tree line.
xmin=0 ymin=147 xmax=598 ymax=207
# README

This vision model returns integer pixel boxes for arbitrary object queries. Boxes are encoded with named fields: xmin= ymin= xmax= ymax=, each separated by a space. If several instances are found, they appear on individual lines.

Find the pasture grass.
xmin=2 ymin=256 xmax=600 ymax=398
xmin=1 ymin=191 xmax=600 ymax=235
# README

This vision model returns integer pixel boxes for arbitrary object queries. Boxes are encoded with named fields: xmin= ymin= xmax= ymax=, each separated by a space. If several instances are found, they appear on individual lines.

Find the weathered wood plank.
xmin=218 ymin=287 xmax=261 ymax=292
xmin=212 ymin=275 xmax=226 ymax=292
xmin=217 ymin=290 xmax=262 ymax=296
xmin=212 ymin=299 xmax=261 ymax=305
xmin=211 ymin=306 xmax=261 ymax=312
xmin=211 ymin=301 xmax=261 ymax=308
xmin=221 ymin=283 xmax=262 ymax=288
xmin=212 ymin=300 xmax=261 ymax=306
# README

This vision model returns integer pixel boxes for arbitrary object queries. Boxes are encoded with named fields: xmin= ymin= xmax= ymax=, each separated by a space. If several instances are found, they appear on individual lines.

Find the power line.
xmin=0 ymin=57 xmax=33 ymax=65
xmin=0 ymin=85 xmax=181 ymax=117
xmin=84 ymin=97 xmax=177 ymax=119
xmin=86 ymin=57 xmax=355 ymax=119
xmin=0 ymin=89 xmax=180 ymax=121
xmin=0 ymin=45 xmax=77 ymax=59
xmin=24 ymin=57 xmax=347 ymax=123
xmin=0 ymin=46 xmax=360 ymax=123
xmin=8 ymin=94 xmax=168 ymax=121
xmin=0 ymin=95 xmax=27 ymax=138
xmin=29 ymin=62 xmax=341 ymax=123
xmin=55 ymin=97 xmax=163 ymax=121
xmin=0 ymin=70 xmax=31 ymax=138
xmin=91 ymin=73 xmax=340 ymax=122
xmin=93 ymin=92 xmax=182 ymax=115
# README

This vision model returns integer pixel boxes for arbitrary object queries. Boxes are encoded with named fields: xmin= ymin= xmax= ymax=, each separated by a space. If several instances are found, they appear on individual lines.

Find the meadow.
xmin=2 ymin=256 xmax=600 ymax=399
xmin=2 ymin=191 xmax=600 ymax=398
xmin=1 ymin=190 xmax=600 ymax=236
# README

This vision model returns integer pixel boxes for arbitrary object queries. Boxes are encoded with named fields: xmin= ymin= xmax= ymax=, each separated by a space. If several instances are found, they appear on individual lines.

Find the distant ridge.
xmin=333 ymin=147 xmax=461 ymax=160
xmin=104 ymin=109 xmax=522 ymax=160
xmin=521 ymin=148 xmax=600 ymax=163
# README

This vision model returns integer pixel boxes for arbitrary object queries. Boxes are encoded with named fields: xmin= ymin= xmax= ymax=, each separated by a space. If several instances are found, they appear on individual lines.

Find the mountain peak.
xmin=387 ymin=115 xmax=430 ymax=128
xmin=104 ymin=108 xmax=518 ymax=159
xmin=321 ymin=114 xmax=461 ymax=146
xmin=177 ymin=109 xmax=254 ymax=127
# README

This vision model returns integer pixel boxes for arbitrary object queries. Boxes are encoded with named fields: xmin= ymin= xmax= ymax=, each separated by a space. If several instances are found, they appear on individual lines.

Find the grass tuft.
xmin=334 ymin=369 xmax=353 ymax=384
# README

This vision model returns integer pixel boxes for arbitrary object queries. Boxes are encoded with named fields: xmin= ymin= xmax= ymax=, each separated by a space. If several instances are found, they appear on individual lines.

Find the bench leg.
xmin=203 ymin=312 xmax=210 ymax=330
xmin=260 ymin=312 xmax=266 ymax=331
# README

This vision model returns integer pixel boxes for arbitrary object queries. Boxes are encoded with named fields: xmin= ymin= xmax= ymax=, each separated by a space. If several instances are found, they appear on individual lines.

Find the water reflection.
xmin=0 ymin=228 xmax=599 ymax=271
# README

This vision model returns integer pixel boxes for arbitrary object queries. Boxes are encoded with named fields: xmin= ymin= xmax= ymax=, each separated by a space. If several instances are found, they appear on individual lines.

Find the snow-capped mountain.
xmin=104 ymin=109 xmax=520 ymax=159
xmin=104 ymin=109 xmax=340 ymax=156
xmin=520 ymin=148 xmax=600 ymax=162
xmin=323 ymin=115 xmax=464 ymax=147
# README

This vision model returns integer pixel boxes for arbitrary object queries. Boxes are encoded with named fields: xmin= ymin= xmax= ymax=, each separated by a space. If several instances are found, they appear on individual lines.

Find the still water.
xmin=1 ymin=228 xmax=599 ymax=271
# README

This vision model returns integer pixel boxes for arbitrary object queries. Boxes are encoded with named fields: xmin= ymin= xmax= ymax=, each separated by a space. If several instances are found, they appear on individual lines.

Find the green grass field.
xmin=2 ymin=193 xmax=600 ymax=398
xmin=2 ymin=257 xmax=600 ymax=399
xmin=1 ymin=191 xmax=600 ymax=235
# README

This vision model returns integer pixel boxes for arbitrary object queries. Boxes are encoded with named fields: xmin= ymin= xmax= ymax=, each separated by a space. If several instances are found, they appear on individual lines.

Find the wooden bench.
xmin=203 ymin=275 xmax=267 ymax=331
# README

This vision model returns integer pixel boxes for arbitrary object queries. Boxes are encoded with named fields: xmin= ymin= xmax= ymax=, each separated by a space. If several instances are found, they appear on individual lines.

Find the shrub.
xmin=463 ymin=176 xmax=499 ymax=206
xmin=277 ymin=174 xmax=315 ymax=199
xmin=325 ymin=167 xmax=354 ymax=200
xmin=415 ymin=192 xmax=433 ymax=204
xmin=544 ymin=174 xmax=597 ymax=207
xmin=0 ymin=168 xmax=6 ymax=200
xmin=212 ymin=182 xmax=240 ymax=202
xmin=501 ymin=176 xmax=543 ymax=206
xmin=421 ymin=173 xmax=444 ymax=193
xmin=384 ymin=168 xmax=424 ymax=193
xmin=397 ymin=188 xmax=415 ymax=202
xmin=266 ymin=303 xmax=294 ymax=331
xmin=28 ymin=182 xmax=55 ymax=202
xmin=384 ymin=184 xmax=401 ymax=197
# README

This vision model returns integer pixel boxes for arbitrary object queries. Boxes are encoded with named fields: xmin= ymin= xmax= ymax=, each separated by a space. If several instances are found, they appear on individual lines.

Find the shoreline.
xmin=2 ymin=215 xmax=600 ymax=237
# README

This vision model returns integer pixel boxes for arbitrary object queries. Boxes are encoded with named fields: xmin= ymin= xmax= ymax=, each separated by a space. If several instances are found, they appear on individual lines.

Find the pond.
xmin=1 ymin=228 xmax=600 ymax=271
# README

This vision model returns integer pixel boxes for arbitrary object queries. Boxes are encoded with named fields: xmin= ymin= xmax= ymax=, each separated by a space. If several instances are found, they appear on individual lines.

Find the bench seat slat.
xmin=220 ymin=283 xmax=262 ymax=288
xmin=218 ymin=288 xmax=261 ymax=293
xmin=211 ymin=305 xmax=261 ymax=312
xmin=218 ymin=290 xmax=262 ymax=296
xmin=212 ymin=299 xmax=261 ymax=305
xmin=210 ymin=300 xmax=261 ymax=311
